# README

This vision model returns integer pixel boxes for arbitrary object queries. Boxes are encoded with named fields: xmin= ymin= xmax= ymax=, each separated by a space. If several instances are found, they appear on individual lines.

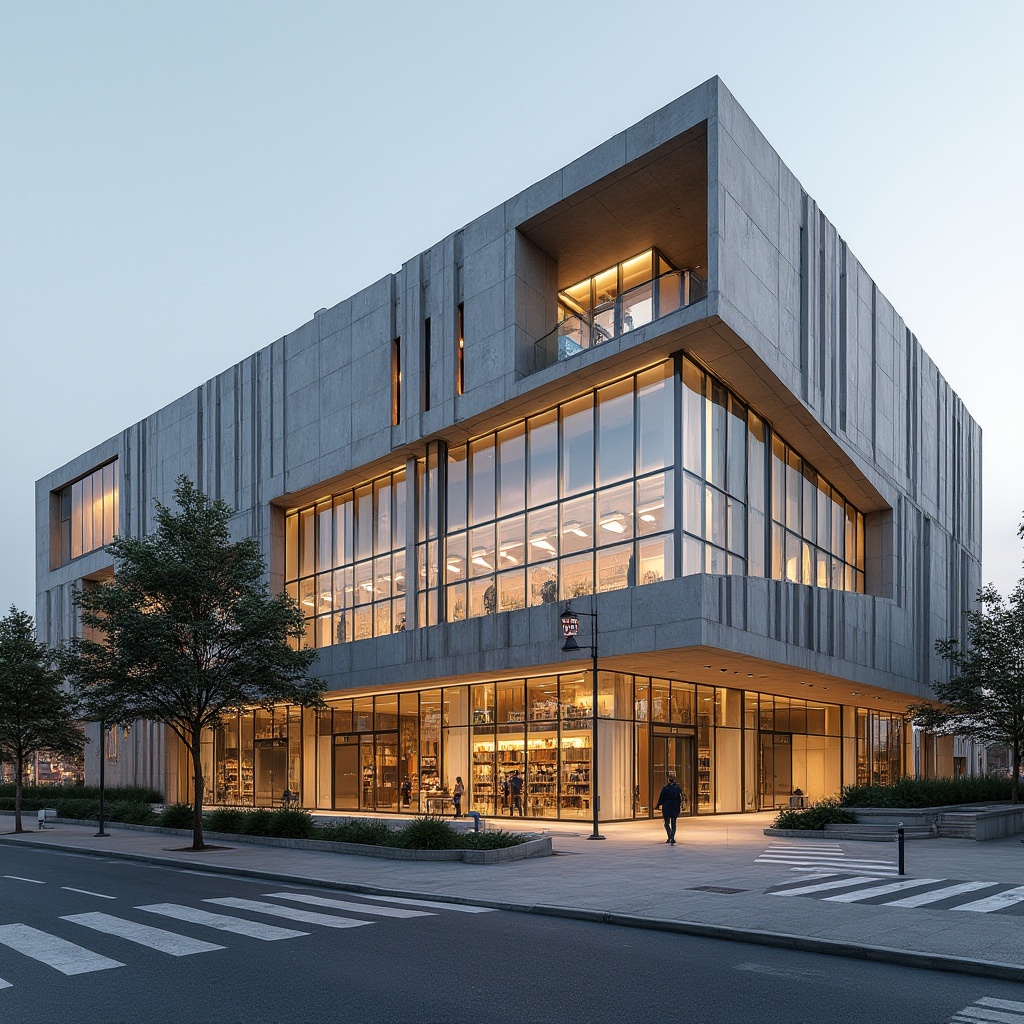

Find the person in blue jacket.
xmin=655 ymin=773 xmax=684 ymax=845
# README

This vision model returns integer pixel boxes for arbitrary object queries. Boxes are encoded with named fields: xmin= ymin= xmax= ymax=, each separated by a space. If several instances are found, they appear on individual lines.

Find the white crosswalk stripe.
xmin=756 ymin=842 xmax=897 ymax=876
xmin=953 ymin=886 xmax=1024 ymax=914
xmin=768 ymin=875 xmax=887 ymax=897
xmin=768 ymin=874 xmax=1024 ymax=914
xmin=263 ymin=893 xmax=434 ymax=918
xmin=345 ymin=893 xmax=498 ymax=913
xmin=822 ymin=878 xmax=943 ymax=903
xmin=204 ymin=897 xmax=374 ymax=929
xmin=0 ymin=923 xmax=124 ymax=976
xmin=0 ymin=891 xmax=494 ymax=991
xmin=886 ymin=881 xmax=996 ymax=908
xmin=138 ymin=903 xmax=308 ymax=940
xmin=62 ymin=912 xmax=225 ymax=956
xmin=949 ymin=995 xmax=1024 ymax=1023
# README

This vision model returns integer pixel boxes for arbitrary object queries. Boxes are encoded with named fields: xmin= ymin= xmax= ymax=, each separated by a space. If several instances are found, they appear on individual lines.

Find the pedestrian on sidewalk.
xmin=655 ymin=773 xmax=684 ymax=844
xmin=508 ymin=769 xmax=524 ymax=816
xmin=453 ymin=776 xmax=465 ymax=818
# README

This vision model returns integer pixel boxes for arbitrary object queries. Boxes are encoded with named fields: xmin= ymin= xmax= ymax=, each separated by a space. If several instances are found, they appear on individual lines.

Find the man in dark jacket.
xmin=655 ymin=774 xmax=684 ymax=844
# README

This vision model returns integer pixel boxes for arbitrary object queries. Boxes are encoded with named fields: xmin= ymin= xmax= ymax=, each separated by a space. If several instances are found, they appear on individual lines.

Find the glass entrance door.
xmin=375 ymin=734 xmax=399 ymax=810
xmin=254 ymin=741 xmax=286 ymax=805
xmin=759 ymin=733 xmax=792 ymax=809
xmin=333 ymin=738 xmax=359 ymax=810
xmin=651 ymin=732 xmax=694 ymax=816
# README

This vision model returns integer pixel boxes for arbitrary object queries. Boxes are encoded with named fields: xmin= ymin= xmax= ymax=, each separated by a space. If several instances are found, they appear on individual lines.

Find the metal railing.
xmin=534 ymin=269 xmax=707 ymax=373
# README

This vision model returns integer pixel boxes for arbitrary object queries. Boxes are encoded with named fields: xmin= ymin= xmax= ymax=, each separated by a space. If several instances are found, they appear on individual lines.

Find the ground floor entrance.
xmin=203 ymin=671 xmax=909 ymax=820
xmin=636 ymin=730 xmax=696 ymax=818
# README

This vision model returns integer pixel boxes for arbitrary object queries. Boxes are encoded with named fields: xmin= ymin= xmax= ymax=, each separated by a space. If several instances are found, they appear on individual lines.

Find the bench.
xmin=37 ymin=808 xmax=57 ymax=829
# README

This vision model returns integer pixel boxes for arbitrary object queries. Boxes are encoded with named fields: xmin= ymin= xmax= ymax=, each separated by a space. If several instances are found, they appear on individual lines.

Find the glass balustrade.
xmin=535 ymin=265 xmax=707 ymax=372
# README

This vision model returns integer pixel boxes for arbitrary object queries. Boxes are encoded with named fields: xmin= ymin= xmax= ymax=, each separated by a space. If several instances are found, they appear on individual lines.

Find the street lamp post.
xmin=560 ymin=600 xmax=605 ymax=841
xmin=95 ymin=720 xmax=109 ymax=838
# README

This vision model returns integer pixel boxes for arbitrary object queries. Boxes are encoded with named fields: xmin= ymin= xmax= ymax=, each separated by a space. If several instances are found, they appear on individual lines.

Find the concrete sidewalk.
xmin=2 ymin=812 xmax=1023 ymax=982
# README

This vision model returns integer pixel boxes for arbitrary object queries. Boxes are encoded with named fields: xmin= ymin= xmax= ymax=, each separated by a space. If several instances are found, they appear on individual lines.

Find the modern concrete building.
xmin=36 ymin=77 xmax=982 ymax=819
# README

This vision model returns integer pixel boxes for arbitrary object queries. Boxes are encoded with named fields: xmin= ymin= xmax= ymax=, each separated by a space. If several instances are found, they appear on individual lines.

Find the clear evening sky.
xmin=2 ymin=0 xmax=1021 ymax=620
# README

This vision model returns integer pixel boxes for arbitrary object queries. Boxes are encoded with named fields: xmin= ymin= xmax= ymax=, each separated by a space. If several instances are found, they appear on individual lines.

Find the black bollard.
xmin=897 ymin=826 xmax=905 ymax=875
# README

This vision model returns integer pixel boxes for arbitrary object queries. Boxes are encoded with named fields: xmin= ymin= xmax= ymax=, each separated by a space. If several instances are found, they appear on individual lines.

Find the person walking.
xmin=508 ymin=769 xmax=524 ymax=816
xmin=453 ymin=776 xmax=465 ymax=818
xmin=655 ymin=773 xmax=684 ymax=844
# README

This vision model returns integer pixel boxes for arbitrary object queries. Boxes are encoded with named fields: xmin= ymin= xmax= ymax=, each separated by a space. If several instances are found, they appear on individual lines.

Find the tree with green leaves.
xmin=911 ymin=512 xmax=1024 ymax=803
xmin=0 ymin=607 xmax=84 ymax=833
xmin=62 ymin=476 xmax=322 ymax=849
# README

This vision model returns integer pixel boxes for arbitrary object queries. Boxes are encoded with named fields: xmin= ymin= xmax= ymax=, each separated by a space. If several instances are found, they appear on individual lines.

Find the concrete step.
xmin=824 ymin=823 xmax=935 ymax=841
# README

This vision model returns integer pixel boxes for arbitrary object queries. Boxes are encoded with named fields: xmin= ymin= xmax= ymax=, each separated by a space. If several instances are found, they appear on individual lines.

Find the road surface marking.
xmin=0 ymin=978 xmax=11 ymax=990
xmin=768 ymin=875 xmax=883 ymax=896
xmin=3 ymin=876 xmax=44 ymax=884
xmin=950 ymin=994 xmax=1024 ymax=1022
xmin=755 ymin=843 xmax=897 ymax=876
xmin=204 ymin=897 xmax=373 ymax=930
xmin=62 ymin=913 xmax=225 ymax=956
xmin=883 ymin=881 xmax=996 ymax=908
xmin=345 ymin=894 xmax=498 ymax=913
xmin=263 ymin=893 xmax=434 ymax=918
xmin=138 ymin=903 xmax=307 ymax=940
xmin=0 ymin=924 xmax=124 ymax=975
xmin=62 ymin=887 xmax=117 ymax=900
xmin=823 ymin=878 xmax=942 ymax=902
xmin=953 ymin=886 xmax=1024 ymax=913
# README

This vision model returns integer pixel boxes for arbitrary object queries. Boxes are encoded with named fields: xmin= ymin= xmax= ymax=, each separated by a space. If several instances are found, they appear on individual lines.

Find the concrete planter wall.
xmin=38 ymin=816 xmax=553 ymax=863
xmin=764 ymin=803 xmax=1024 ymax=841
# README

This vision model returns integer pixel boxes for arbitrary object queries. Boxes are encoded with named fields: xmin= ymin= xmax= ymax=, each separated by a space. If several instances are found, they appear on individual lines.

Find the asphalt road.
xmin=0 ymin=844 xmax=1022 ymax=1023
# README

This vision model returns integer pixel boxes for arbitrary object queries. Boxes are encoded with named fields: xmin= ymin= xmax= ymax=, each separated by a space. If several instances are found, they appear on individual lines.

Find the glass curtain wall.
xmin=416 ymin=354 xmax=864 ymax=630
xmin=206 ymin=682 xmax=906 ymax=818
xmin=58 ymin=460 xmax=119 ymax=564
xmin=282 ymin=352 xmax=866 ymax=653
xmin=284 ymin=467 xmax=407 ymax=649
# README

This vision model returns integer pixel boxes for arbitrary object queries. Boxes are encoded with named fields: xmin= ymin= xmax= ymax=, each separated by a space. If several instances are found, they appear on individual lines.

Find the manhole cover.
xmin=687 ymin=885 xmax=746 ymax=894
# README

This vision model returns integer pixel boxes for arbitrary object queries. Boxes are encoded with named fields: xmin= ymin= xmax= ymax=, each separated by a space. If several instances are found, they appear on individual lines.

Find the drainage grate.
xmin=687 ymin=885 xmax=746 ymax=894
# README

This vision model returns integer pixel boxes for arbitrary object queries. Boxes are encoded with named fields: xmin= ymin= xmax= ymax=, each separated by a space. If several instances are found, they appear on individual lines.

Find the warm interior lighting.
xmin=499 ymin=549 xmax=519 ymax=565
xmin=599 ymin=513 xmax=625 ymax=534
xmin=446 ymin=559 xmax=463 ymax=576
xmin=530 ymin=534 xmax=556 ymax=552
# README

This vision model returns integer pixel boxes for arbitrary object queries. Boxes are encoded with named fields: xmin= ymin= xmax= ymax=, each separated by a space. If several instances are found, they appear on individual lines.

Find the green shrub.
xmin=267 ymin=808 xmax=315 ymax=839
xmin=205 ymin=809 xmax=247 ymax=834
xmin=54 ymin=798 xmax=99 ymax=820
xmin=455 ymin=829 xmax=527 ymax=850
xmin=394 ymin=816 xmax=460 ymax=850
xmin=240 ymin=809 xmax=274 ymax=835
xmin=773 ymin=798 xmax=857 ymax=830
xmin=314 ymin=819 xmax=395 ymax=846
xmin=840 ymin=776 xmax=1013 ymax=808
xmin=107 ymin=801 xmax=155 ymax=825
xmin=159 ymin=803 xmax=194 ymax=829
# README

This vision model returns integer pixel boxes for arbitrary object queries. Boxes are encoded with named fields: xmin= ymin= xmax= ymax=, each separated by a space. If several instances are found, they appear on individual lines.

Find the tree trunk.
xmin=190 ymin=726 xmax=205 ymax=851
xmin=1013 ymin=742 xmax=1021 ymax=805
xmin=13 ymin=750 xmax=23 ymax=833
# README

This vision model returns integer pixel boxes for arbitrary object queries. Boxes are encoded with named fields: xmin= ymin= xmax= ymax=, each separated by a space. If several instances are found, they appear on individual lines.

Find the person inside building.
xmin=508 ymin=769 xmax=524 ymax=816
xmin=453 ymin=776 xmax=465 ymax=818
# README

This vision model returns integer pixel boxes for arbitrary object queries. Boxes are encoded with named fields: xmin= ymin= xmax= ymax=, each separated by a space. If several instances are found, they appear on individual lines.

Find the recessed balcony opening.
xmin=536 ymin=247 xmax=707 ymax=367
xmin=515 ymin=120 xmax=708 ymax=377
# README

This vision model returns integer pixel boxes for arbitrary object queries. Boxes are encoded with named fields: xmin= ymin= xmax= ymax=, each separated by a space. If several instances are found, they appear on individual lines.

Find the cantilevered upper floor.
xmin=36 ymin=77 xmax=982 ymax=707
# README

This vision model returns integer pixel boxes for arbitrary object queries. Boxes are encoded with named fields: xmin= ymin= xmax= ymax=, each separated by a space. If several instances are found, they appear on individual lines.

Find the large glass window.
xmin=434 ymin=355 xmax=865 ymax=623
xmin=285 ymin=467 xmax=407 ymax=649
xmin=57 ymin=460 xmax=119 ymax=564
